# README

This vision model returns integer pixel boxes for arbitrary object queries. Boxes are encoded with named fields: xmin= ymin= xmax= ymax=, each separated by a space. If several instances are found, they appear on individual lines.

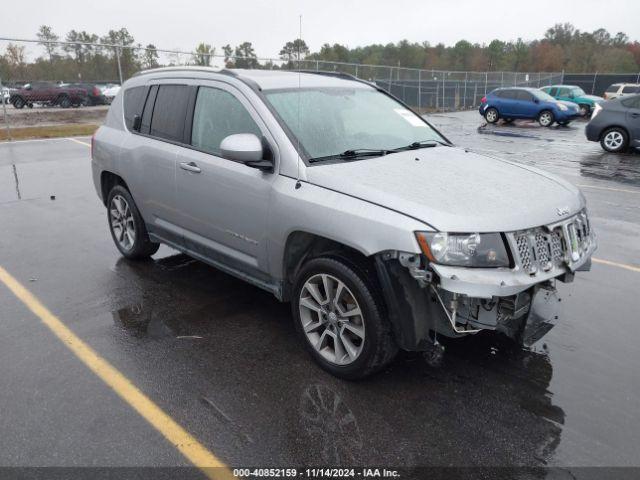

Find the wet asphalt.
xmin=0 ymin=111 xmax=638 ymax=474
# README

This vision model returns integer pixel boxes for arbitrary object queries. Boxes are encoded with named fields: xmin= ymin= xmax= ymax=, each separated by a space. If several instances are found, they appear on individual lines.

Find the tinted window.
xmin=622 ymin=85 xmax=639 ymax=94
xmin=621 ymin=96 xmax=640 ymax=109
xmin=191 ymin=87 xmax=261 ymax=156
xmin=140 ymin=85 xmax=158 ymax=134
xmin=515 ymin=90 xmax=533 ymax=101
xmin=606 ymin=85 xmax=620 ymax=93
xmin=497 ymin=90 xmax=517 ymax=99
xmin=124 ymin=86 xmax=148 ymax=131
xmin=150 ymin=85 xmax=190 ymax=142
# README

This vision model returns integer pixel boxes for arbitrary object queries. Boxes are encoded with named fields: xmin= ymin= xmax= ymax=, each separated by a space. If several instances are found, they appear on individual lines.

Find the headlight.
xmin=415 ymin=232 xmax=510 ymax=267
xmin=558 ymin=103 xmax=568 ymax=111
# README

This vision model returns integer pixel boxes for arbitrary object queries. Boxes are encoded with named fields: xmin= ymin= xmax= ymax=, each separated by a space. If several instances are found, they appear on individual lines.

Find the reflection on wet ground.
xmin=108 ymin=253 xmax=566 ymax=468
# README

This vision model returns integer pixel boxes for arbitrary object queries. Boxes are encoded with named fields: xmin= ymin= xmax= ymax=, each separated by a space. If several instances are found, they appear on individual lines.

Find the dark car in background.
xmin=62 ymin=83 xmax=107 ymax=106
xmin=9 ymin=82 xmax=88 ymax=108
xmin=480 ymin=87 xmax=580 ymax=127
xmin=586 ymin=94 xmax=640 ymax=153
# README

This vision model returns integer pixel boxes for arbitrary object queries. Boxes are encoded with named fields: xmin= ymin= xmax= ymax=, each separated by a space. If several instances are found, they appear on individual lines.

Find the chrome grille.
xmin=511 ymin=211 xmax=593 ymax=274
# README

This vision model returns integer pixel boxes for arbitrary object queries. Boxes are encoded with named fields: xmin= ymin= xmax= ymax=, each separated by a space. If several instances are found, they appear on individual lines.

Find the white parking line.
xmin=593 ymin=258 xmax=640 ymax=274
xmin=67 ymin=137 xmax=91 ymax=147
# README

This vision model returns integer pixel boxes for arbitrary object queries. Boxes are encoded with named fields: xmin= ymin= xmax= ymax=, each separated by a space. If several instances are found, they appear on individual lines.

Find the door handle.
xmin=179 ymin=161 xmax=201 ymax=173
xmin=631 ymin=113 xmax=640 ymax=118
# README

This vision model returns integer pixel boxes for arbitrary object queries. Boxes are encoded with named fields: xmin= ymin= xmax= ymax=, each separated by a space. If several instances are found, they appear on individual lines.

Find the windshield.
xmin=532 ymin=90 xmax=556 ymax=102
xmin=571 ymin=88 xmax=586 ymax=97
xmin=264 ymin=87 xmax=445 ymax=161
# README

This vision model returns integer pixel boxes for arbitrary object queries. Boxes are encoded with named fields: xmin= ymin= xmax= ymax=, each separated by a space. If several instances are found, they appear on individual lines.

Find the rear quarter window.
xmin=622 ymin=85 xmax=639 ymax=94
xmin=123 ymin=86 xmax=148 ymax=131
xmin=621 ymin=96 xmax=640 ymax=109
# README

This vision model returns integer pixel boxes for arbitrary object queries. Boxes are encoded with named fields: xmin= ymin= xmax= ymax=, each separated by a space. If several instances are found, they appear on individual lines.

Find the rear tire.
xmin=600 ymin=127 xmax=628 ymax=153
xmin=484 ymin=107 xmax=499 ymax=124
xmin=558 ymin=120 xmax=571 ymax=126
xmin=292 ymin=257 xmax=398 ymax=380
xmin=503 ymin=118 xmax=514 ymax=124
xmin=538 ymin=110 xmax=554 ymax=127
xmin=106 ymin=185 xmax=159 ymax=260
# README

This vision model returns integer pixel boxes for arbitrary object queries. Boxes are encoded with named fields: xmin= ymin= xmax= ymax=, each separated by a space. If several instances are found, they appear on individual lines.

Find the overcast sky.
xmin=1 ymin=0 xmax=638 ymax=58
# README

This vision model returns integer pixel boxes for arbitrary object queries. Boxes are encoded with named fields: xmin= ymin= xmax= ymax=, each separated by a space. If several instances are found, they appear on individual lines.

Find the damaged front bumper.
xmin=375 ymin=213 xmax=597 ymax=350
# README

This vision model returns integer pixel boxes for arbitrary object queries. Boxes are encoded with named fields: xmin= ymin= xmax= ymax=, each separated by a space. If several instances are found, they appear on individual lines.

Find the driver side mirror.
xmin=220 ymin=133 xmax=273 ymax=172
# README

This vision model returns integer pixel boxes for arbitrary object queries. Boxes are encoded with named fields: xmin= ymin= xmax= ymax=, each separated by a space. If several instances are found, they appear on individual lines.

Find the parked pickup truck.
xmin=9 ymin=82 xmax=88 ymax=109
xmin=92 ymin=68 xmax=596 ymax=379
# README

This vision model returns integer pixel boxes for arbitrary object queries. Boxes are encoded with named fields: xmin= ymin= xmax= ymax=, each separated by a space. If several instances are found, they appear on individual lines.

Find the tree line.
xmin=1 ymin=23 xmax=638 ymax=84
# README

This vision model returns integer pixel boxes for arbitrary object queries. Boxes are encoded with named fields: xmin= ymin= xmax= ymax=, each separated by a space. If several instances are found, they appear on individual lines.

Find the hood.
xmin=305 ymin=147 xmax=584 ymax=232
xmin=582 ymin=94 xmax=603 ymax=102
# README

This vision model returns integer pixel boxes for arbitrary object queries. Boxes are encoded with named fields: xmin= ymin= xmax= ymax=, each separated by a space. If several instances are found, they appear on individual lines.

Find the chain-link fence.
xmin=3 ymin=36 xmax=635 ymax=140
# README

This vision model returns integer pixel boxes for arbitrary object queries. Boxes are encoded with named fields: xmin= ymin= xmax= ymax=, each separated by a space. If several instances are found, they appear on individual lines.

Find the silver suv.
xmin=91 ymin=68 xmax=596 ymax=379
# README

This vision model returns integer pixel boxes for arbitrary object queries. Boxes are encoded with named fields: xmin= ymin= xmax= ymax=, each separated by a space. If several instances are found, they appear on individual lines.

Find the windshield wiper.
xmin=309 ymin=148 xmax=390 ymax=163
xmin=390 ymin=140 xmax=448 ymax=152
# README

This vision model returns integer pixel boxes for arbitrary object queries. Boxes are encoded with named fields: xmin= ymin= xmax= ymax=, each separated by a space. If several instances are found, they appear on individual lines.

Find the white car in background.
xmin=100 ymin=84 xmax=121 ymax=104
xmin=603 ymin=83 xmax=640 ymax=100
xmin=1 ymin=87 xmax=10 ymax=104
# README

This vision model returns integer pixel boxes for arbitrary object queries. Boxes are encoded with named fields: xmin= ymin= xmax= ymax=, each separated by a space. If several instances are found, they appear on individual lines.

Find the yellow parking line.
xmin=578 ymin=184 xmax=640 ymax=195
xmin=67 ymin=138 xmax=91 ymax=147
xmin=0 ymin=265 xmax=232 ymax=479
xmin=592 ymin=257 xmax=640 ymax=273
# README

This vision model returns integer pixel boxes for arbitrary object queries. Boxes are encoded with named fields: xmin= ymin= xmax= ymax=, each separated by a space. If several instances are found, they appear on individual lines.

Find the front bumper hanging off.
xmin=374 ymin=213 xmax=596 ymax=351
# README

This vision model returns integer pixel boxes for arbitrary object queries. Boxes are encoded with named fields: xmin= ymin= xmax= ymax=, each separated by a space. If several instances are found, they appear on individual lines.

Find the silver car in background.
xmin=91 ymin=68 xmax=596 ymax=379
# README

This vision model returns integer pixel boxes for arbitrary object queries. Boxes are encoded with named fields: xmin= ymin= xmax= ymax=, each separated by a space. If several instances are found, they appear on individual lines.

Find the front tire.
xmin=484 ymin=107 xmax=499 ymax=124
xmin=600 ymin=127 xmax=628 ymax=153
xmin=292 ymin=257 xmax=398 ymax=380
xmin=538 ymin=110 xmax=554 ymax=127
xmin=107 ymin=185 xmax=159 ymax=259
xmin=12 ymin=97 xmax=25 ymax=109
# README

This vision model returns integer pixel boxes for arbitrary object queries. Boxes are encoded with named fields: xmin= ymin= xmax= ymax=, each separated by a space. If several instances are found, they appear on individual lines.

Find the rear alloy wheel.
xmin=538 ymin=110 xmax=554 ymax=127
xmin=107 ymin=185 xmax=159 ymax=259
xmin=600 ymin=128 xmax=628 ymax=153
xmin=579 ymin=104 xmax=590 ymax=117
xmin=484 ymin=107 xmax=499 ymax=124
xmin=292 ymin=257 xmax=397 ymax=379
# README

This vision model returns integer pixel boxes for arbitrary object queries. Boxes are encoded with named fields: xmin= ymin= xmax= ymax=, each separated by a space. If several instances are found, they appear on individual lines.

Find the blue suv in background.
xmin=479 ymin=87 xmax=580 ymax=127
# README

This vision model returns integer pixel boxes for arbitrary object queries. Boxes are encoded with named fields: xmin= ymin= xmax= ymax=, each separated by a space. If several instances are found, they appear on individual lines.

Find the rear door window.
xmin=149 ymin=85 xmax=190 ymax=142
xmin=190 ymin=87 xmax=262 ymax=156
xmin=606 ymin=85 xmax=620 ymax=93
xmin=622 ymin=85 xmax=639 ymax=94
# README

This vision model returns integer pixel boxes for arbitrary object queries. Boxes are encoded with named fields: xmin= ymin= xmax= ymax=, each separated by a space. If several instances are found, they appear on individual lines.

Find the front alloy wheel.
xmin=538 ymin=110 xmax=554 ymax=127
xmin=299 ymin=273 xmax=366 ymax=366
xmin=292 ymin=257 xmax=397 ymax=379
